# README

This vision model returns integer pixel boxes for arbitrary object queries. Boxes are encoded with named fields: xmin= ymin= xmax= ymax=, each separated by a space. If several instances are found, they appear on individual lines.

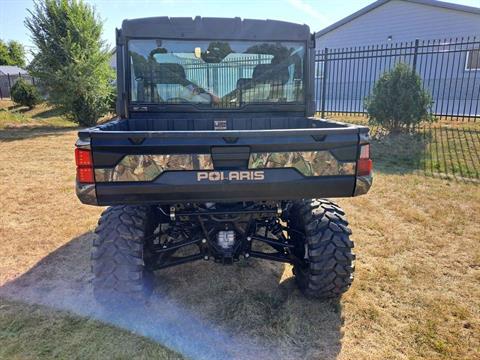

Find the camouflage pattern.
xmin=248 ymin=151 xmax=356 ymax=176
xmin=354 ymin=174 xmax=373 ymax=196
xmin=95 ymin=154 xmax=213 ymax=182
xmin=75 ymin=183 xmax=97 ymax=205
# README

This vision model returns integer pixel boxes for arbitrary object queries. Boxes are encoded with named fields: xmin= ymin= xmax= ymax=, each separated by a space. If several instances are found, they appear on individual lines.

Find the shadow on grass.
xmin=6 ymin=104 xmax=23 ymax=111
xmin=0 ymin=232 xmax=343 ymax=360
xmin=0 ymin=126 xmax=78 ymax=141
xmin=370 ymin=130 xmax=429 ymax=175
xmin=370 ymin=125 xmax=480 ymax=181
xmin=33 ymin=107 xmax=65 ymax=119
xmin=338 ymin=115 xmax=480 ymax=180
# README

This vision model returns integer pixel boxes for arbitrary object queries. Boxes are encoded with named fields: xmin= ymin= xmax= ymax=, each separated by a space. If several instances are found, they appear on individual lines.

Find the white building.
xmin=316 ymin=0 xmax=480 ymax=48
xmin=313 ymin=0 xmax=480 ymax=117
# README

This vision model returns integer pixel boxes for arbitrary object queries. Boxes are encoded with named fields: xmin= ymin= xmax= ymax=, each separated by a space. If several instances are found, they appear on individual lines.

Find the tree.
xmin=0 ymin=40 xmax=10 ymax=65
xmin=365 ymin=63 xmax=433 ymax=132
xmin=0 ymin=40 xmax=26 ymax=67
xmin=245 ymin=43 xmax=291 ymax=63
xmin=7 ymin=41 xmax=26 ymax=67
xmin=201 ymin=41 xmax=233 ymax=63
xmin=25 ymin=0 xmax=114 ymax=126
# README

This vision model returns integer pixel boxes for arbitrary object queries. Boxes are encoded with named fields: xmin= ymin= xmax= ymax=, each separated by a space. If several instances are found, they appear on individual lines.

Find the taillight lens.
xmin=357 ymin=144 xmax=372 ymax=176
xmin=75 ymin=148 xmax=93 ymax=167
xmin=75 ymin=148 xmax=94 ymax=183
xmin=359 ymin=143 xmax=370 ymax=159
xmin=77 ymin=166 xmax=94 ymax=183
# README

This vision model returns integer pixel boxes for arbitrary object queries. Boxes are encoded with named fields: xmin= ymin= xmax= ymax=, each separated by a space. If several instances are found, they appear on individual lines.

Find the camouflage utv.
xmin=75 ymin=17 xmax=372 ymax=302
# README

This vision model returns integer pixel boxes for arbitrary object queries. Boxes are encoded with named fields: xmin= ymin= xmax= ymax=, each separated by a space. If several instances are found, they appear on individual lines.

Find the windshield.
xmin=128 ymin=39 xmax=305 ymax=108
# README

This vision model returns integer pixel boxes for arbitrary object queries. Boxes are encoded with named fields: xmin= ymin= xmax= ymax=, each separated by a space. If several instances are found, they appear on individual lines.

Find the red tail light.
xmin=75 ymin=148 xmax=93 ymax=167
xmin=357 ymin=144 xmax=372 ymax=176
xmin=75 ymin=148 xmax=94 ymax=183
xmin=77 ymin=166 xmax=94 ymax=183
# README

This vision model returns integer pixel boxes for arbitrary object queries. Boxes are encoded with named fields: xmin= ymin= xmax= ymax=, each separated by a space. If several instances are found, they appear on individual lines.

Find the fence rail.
xmin=315 ymin=37 xmax=480 ymax=121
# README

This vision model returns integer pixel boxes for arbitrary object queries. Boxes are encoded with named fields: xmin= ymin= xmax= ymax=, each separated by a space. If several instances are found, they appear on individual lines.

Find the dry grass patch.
xmin=0 ymin=130 xmax=99 ymax=283
xmin=337 ymin=175 xmax=480 ymax=359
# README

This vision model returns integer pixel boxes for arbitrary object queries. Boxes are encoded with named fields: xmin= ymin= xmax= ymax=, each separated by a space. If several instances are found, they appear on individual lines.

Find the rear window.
xmin=128 ymin=39 xmax=305 ymax=108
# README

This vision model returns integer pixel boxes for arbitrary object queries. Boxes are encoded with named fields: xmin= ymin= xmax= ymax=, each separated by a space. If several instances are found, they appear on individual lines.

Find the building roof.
xmin=316 ymin=0 xmax=480 ymax=38
xmin=0 ymin=65 xmax=28 ymax=76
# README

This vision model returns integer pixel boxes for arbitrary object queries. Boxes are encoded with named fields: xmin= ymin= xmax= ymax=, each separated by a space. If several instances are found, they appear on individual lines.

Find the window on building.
xmin=465 ymin=49 xmax=480 ymax=71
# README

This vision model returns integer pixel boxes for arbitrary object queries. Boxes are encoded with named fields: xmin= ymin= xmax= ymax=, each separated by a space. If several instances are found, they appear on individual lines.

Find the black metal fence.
xmin=0 ymin=73 xmax=35 ymax=99
xmin=315 ymin=36 xmax=480 ymax=121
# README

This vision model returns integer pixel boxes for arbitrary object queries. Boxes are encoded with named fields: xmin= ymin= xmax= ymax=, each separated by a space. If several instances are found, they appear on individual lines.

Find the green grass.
xmin=0 ymin=103 xmax=76 ymax=131
xmin=426 ymin=126 xmax=480 ymax=179
xmin=0 ymin=102 xmax=78 ymax=141
xmin=0 ymin=299 xmax=183 ymax=360
xmin=372 ymin=125 xmax=480 ymax=180
xmin=327 ymin=114 xmax=480 ymax=181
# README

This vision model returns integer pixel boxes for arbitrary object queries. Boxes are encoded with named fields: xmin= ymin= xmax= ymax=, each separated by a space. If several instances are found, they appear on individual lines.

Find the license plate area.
xmin=211 ymin=146 xmax=250 ymax=169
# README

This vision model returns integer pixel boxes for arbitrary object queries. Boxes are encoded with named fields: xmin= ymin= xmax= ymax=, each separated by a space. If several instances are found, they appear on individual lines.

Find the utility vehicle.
xmin=75 ymin=17 xmax=372 ymax=301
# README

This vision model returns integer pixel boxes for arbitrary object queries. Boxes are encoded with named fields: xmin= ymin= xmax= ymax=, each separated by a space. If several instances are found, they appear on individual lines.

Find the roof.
xmin=121 ymin=16 xmax=311 ymax=42
xmin=316 ymin=0 xmax=480 ymax=38
xmin=0 ymin=65 xmax=28 ymax=76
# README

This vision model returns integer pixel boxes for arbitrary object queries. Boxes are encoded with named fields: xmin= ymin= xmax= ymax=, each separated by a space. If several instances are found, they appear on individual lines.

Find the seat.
xmin=252 ymin=63 xmax=289 ymax=85
xmin=236 ymin=64 xmax=290 ymax=102
xmin=151 ymin=63 xmax=188 ymax=85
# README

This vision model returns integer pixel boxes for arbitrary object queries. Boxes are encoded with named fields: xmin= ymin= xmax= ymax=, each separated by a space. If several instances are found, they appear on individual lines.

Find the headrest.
xmin=252 ymin=64 xmax=289 ymax=84
xmin=152 ymin=63 xmax=187 ymax=84
xmin=236 ymin=78 xmax=252 ymax=89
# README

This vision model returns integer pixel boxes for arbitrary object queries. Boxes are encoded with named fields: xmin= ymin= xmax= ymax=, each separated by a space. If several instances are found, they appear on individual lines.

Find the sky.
xmin=1 ymin=0 xmax=479 ymax=54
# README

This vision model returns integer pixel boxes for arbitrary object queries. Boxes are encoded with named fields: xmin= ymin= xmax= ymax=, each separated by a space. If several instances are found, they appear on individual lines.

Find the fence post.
xmin=320 ymin=47 xmax=329 ymax=118
xmin=412 ymin=38 xmax=419 ymax=73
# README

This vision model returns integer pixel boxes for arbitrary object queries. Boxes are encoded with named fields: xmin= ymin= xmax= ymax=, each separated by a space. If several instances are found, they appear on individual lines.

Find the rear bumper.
xmin=76 ymin=169 xmax=371 ymax=206
xmin=354 ymin=174 xmax=373 ymax=196
xmin=76 ymin=182 xmax=97 ymax=205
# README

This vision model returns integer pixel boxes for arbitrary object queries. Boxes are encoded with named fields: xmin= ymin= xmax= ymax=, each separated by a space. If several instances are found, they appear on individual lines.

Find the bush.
xmin=365 ymin=63 xmax=433 ymax=132
xmin=11 ymin=79 xmax=41 ymax=109
xmin=26 ymin=0 xmax=114 ymax=126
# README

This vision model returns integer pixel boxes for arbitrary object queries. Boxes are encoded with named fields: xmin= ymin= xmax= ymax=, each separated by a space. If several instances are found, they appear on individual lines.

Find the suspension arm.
xmin=249 ymin=250 xmax=292 ymax=263
xmin=250 ymin=235 xmax=295 ymax=249
xmin=152 ymin=237 xmax=203 ymax=253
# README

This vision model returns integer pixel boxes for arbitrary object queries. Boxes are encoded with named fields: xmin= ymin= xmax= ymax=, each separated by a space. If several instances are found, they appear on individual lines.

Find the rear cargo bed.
xmin=77 ymin=116 xmax=369 ymax=205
